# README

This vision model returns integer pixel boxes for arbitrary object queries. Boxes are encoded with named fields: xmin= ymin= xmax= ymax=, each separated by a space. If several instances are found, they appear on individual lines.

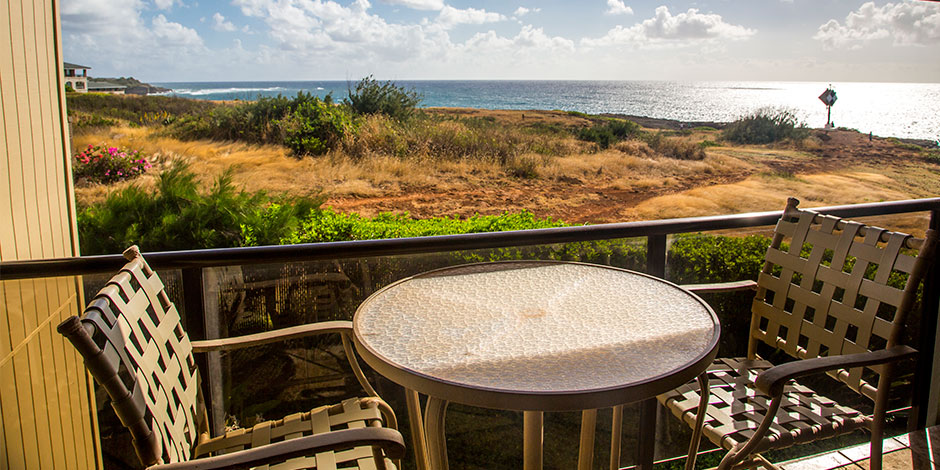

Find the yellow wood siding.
xmin=1 ymin=0 xmax=100 ymax=469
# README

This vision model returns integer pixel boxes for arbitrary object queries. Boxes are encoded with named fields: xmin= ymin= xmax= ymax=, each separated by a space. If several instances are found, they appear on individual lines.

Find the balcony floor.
xmin=777 ymin=435 xmax=911 ymax=470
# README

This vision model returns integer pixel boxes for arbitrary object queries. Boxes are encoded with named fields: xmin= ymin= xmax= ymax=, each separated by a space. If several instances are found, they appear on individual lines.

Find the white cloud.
xmin=212 ymin=12 xmax=237 ymax=32
xmin=436 ymin=6 xmax=506 ymax=29
xmin=61 ymin=0 xmax=206 ymax=79
xmin=153 ymin=0 xmax=174 ymax=10
xmin=814 ymin=1 xmax=940 ymax=48
xmin=152 ymin=14 xmax=205 ymax=47
xmin=584 ymin=6 xmax=755 ymax=47
xmin=380 ymin=0 xmax=443 ymax=11
xmin=513 ymin=7 xmax=540 ymax=17
xmin=605 ymin=0 xmax=633 ymax=16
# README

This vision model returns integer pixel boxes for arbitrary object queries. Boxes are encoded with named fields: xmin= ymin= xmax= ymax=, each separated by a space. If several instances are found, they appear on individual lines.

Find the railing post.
xmin=647 ymin=234 xmax=667 ymax=278
xmin=911 ymin=210 xmax=940 ymax=429
xmin=181 ymin=267 xmax=221 ymax=434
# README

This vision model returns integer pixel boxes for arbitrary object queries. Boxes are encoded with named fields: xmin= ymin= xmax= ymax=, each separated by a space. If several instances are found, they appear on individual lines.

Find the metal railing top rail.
xmin=3 ymin=197 xmax=939 ymax=280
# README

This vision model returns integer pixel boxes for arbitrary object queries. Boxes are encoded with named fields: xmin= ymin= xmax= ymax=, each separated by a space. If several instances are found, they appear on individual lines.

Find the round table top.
xmin=353 ymin=261 xmax=720 ymax=411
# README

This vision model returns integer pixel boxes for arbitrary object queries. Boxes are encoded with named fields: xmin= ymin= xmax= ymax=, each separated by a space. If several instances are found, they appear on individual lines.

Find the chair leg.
xmin=685 ymin=373 xmax=709 ymax=470
xmin=870 ymin=365 xmax=895 ymax=470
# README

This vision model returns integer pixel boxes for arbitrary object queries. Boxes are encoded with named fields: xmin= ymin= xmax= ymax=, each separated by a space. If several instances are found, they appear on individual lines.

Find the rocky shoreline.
xmin=90 ymin=77 xmax=171 ymax=95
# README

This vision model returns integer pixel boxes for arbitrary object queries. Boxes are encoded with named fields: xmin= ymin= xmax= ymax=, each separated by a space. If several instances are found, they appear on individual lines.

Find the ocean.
xmin=151 ymin=80 xmax=940 ymax=141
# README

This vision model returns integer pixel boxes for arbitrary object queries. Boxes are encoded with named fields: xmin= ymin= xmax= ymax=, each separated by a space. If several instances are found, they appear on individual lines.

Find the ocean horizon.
xmin=151 ymin=80 xmax=940 ymax=141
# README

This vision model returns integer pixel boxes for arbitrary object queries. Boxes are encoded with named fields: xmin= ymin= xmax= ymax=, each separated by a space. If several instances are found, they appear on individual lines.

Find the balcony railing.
xmin=4 ymin=197 xmax=939 ymax=469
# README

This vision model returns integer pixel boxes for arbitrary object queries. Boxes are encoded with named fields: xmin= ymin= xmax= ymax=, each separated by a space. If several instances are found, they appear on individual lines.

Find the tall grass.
xmin=343 ymin=113 xmax=584 ymax=164
xmin=722 ymin=108 xmax=808 ymax=145
xmin=67 ymin=93 xmax=217 ymax=123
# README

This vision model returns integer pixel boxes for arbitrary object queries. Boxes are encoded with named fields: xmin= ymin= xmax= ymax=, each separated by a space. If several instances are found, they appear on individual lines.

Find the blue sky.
xmin=60 ymin=0 xmax=940 ymax=82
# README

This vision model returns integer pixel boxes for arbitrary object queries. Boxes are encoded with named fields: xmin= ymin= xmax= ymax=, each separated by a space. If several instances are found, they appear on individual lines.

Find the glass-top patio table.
xmin=353 ymin=261 xmax=720 ymax=470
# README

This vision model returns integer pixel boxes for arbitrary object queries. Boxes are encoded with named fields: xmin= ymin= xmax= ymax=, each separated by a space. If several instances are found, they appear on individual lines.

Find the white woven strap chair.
xmin=58 ymin=246 xmax=404 ymax=470
xmin=658 ymin=198 xmax=938 ymax=470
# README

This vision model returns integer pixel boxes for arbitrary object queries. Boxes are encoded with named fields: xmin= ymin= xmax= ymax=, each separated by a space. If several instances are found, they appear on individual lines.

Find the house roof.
xmin=63 ymin=62 xmax=90 ymax=69
xmin=88 ymin=81 xmax=126 ymax=90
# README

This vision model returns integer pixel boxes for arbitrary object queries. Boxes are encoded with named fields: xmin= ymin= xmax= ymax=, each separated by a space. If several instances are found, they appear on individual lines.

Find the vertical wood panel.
xmin=24 ymin=282 xmax=53 ymax=469
xmin=28 ymin=0 xmax=56 ymax=261
xmin=50 ymin=280 xmax=79 ymax=470
xmin=21 ymin=0 xmax=52 ymax=263
xmin=1 ymin=0 xmax=26 ymax=261
xmin=8 ymin=0 xmax=41 ymax=260
xmin=0 ymin=283 xmax=22 ymax=470
xmin=10 ymin=288 xmax=41 ymax=468
xmin=38 ymin=278 xmax=67 ymax=469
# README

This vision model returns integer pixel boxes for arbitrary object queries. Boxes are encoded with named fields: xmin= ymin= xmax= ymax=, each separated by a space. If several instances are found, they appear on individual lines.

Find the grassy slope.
xmin=71 ymin=108 xmax=940 ymax=234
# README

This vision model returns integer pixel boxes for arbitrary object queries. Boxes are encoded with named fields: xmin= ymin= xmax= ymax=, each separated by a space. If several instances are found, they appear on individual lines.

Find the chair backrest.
xmin=57 ymin=246 xmax=206 ymax=466
xmin=750 ymin=198 xmax=937 ymax=400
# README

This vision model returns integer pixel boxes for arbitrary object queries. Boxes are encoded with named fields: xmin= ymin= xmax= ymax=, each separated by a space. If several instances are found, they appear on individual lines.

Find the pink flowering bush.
xmin=73 ymin=144 xmax=152 ymax=184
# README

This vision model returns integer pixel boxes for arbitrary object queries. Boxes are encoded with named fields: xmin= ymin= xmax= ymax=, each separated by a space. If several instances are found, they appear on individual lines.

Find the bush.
xmin=77 ymin=164 xmax=321 ymax=254
xmin=169 ymin=92 xmax=354 ymax=156
xmin=283 ymin=98 xmax=357 ymax=156
xmin=345 ymin=75 xmax=422 ymax=121
xmin=642 ymin=132 xmax=706 ymax=160
xmin=577 ymin=118 xmax=640 ymax=149
xmin=70 ymin=111 xmax=119 ymax=134
xmin=722 ymin=108 xmax=808 ymax=144
xmin=926 ymin=151 xmax=940 ymax=165
xmin=73 ymin=144 xmax=151 ymax=184
xmin=283 ymin=210 xmax=566 ymax=244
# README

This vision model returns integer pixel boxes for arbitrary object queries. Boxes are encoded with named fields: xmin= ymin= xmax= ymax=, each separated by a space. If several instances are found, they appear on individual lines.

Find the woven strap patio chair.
xmin=58 ymin=246 xmax=404 ymax=470
xmin=658 ymin=198 xmax=938 ymax=470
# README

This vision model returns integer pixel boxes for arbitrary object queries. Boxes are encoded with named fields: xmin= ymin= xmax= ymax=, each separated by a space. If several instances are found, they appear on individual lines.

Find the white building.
xmin=63 ymin=61 xmax=89 ymax=92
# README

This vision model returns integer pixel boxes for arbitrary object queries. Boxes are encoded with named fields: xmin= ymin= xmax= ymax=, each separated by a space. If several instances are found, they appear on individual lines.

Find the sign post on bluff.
xmin=819 ymin=86 xmax=837 ymax=128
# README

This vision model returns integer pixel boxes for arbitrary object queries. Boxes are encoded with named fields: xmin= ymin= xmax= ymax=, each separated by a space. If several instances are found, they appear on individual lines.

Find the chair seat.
xmin=658 ymin=357 xmax=872 ymax=455
xmin=194 ymin=397 xmax=396 ymax=470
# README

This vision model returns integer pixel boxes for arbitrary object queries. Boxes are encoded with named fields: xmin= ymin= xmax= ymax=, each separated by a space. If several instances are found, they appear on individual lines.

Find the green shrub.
xmin=70 ymin=111 xmax=119 ymax=133
xmin=283 ymin=210 xmax=566 ymax=244
xmin=576 ymin=118 xmax=640 ymax=149
xmin=926 ymin=150 xmax=940 ymax=164
xmin=345 ymin=75 xmax=422 ymax=121
xmin=77 ymin=164 xmax=321 ymax=254
xmin=668 ymin=233 xmax=771 ymax=284
xmin=65 ymin=83 xmax=75 ymax=93
xmin=721 ymin=108 xmax=808 ymax=144
xmin=283 ymin=98 xmax=357 ymax=155
xmin=886 ymin=137 xmax=927 ymax=152
xmin=73 ymin=144 xmax=151 ymax=184
xmin=169 ymin=92 xmax=355 ymax=156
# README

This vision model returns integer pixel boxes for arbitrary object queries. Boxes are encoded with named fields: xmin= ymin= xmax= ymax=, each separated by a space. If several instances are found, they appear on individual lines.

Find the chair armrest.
xmin=754 ymin=345 xmax=917 ymax=396
xmin=191 ymin=320 xmax=352 ymax=353
xmin=146 ymin=427 xmax=405 ymax=470
xmin=681 ymin=280 xmax=757 ymax=294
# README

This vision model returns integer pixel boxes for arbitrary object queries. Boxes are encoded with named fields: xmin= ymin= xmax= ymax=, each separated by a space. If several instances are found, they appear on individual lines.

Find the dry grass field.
xmin=72 ymin=108 xmax=940 ymax=234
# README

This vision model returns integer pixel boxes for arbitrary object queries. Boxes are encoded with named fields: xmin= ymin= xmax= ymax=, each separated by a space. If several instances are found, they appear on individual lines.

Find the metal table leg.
xmin=524 ymin=411 xmax=544 ymax=470
xmin=578 ymin=409 xmax=598 ymax=470
xmin=610 ymin=405 xmax=624 ymax=470
xmin=425 ymin=397 xmax=449 ymax=470
xmin=405 ymin=389 xmax=430 ymax=470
